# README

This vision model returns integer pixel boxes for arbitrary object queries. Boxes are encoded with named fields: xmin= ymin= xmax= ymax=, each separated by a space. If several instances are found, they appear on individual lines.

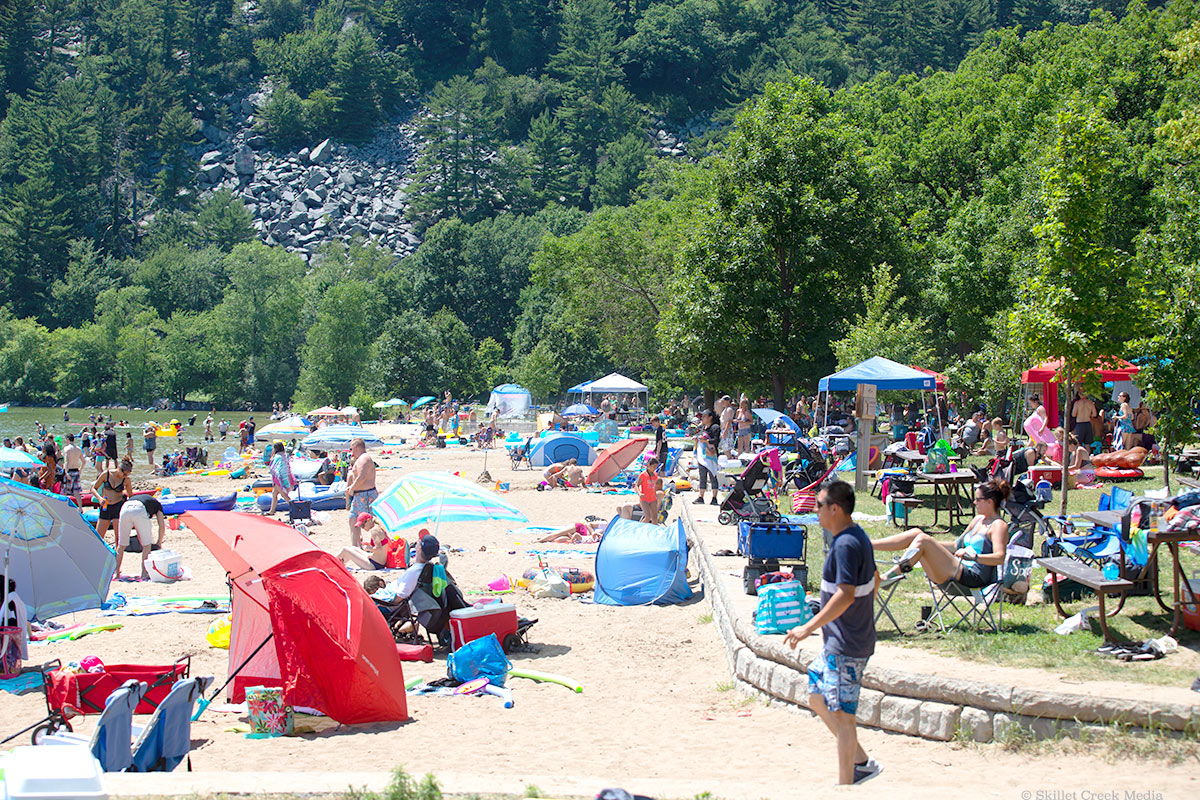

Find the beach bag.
xmin=0 ymin=626 xmax=22 ymax=678
xmin=528 ymin=565 xmax=570 ymax=599
xmin=792 ymin=490 xmax=817 ymax=514
xmin=754 ymin=581 xmax=812 ymax=635
xmin=447 ymin=633 xmax=511 ymax=686
xmin=926 ymin=448 xmax=949 ymax=474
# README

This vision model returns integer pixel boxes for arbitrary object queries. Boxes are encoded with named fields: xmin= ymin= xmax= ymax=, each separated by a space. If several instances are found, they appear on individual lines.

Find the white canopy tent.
xmin=573 ymin=372 xmax=649 ymax=410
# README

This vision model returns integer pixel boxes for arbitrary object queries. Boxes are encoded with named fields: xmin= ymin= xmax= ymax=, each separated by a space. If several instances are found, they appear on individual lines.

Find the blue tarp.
xmin=817 ymin=356 xmax=936 ymax=392
xmin=752 ymin=408 xmax=799 ymax=431
xmin=593 ymin=518 xmax=693 ymax=606
xmin=528 ymin=432 xmax=597 ymax=466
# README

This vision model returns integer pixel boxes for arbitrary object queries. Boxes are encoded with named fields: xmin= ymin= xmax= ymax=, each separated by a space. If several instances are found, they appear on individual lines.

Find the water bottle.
xmin=1035 ymin=478 xmax=1053 ymax=504
xmin=1102 ymin=561 xmax=1119 ymax=581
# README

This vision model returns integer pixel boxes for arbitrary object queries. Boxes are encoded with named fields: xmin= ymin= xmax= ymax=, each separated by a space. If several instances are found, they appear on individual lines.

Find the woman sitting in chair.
xmin=875 ymin=478 xmax=1011 ymax=589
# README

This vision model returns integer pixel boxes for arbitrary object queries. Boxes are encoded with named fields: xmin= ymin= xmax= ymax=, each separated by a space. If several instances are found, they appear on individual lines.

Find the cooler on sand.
xmin=449 ymin=603 xmax=518 ymax=652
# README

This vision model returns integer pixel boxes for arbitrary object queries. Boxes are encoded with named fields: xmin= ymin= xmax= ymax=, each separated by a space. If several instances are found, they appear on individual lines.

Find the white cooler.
xmin=2 ymin=746 xmax=106 ymax=800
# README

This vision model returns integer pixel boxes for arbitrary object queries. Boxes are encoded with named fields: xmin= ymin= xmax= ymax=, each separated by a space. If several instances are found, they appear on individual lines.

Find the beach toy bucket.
xmin=146 ymin=550 xmax=183 ymax=582
xmin=246 ymin=686 xmax=293 ymax=736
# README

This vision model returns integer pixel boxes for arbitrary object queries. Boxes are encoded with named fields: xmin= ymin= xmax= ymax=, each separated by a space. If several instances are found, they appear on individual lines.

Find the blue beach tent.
xmin=528 ymin=432 xmax=597 ymax=466
xmin=593 ymin=518 xmax=693 ymax=606
xmin=817 ymin=356 xmax=936 ymax=392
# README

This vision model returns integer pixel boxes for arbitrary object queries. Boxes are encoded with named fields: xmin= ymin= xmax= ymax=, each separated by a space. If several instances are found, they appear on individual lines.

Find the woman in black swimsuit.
xmin=92 ymin=458 xmax=132 ymax=546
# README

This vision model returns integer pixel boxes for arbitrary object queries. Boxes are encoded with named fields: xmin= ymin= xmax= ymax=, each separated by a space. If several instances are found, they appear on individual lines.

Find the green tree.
xmin=117 ymin=309 xmax=165 ymax=404
xmin=50 ymin=240 xmax=123 ymax=328
xmin=1013 ymin=104 xmax=1148 ymax=513
xmin=662 ymin=77 xmax=897 ymax=408
xmin=257 ymin=84 xmax=307 ymax=147
xmin=593 ymin=132 xmax=651 ymax=208
xmin=833 ymin=262 xmax=934 ymax=369
xmin=514 ymin=340 xmax=562 ymax=403
xmin=363 ymin=310 xmax=446 ymax=398
xmin=0 ymin=171 xmax=72 ymax=320
xmin=409 ymin=75 xmax=496 ymax=227
xmin=153 ymin=103 xmax=198 ymax=209
xmin=196 ymin=189 xmax=255 ymax=251
xmin=296 ymin=280 xmax=383 ymax=406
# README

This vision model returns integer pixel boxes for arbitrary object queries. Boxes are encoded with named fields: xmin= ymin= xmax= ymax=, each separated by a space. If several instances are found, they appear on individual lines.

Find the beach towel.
xmin=0 ymin=671 xmax=43 ymax=694
xmin=270 ymin=453 xmax=296 ymax=493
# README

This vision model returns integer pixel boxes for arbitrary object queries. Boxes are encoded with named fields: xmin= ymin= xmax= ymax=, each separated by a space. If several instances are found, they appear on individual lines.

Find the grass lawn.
xmin=768 ymin=457 xmax=1200 ymax=686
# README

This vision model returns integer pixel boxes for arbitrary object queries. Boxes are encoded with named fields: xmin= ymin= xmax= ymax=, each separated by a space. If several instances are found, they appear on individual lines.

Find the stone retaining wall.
xmin=682 ymin=504 xmax=1199 ymax=742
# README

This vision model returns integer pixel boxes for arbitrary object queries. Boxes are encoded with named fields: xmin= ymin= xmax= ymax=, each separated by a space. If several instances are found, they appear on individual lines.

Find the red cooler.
xmin=449 ymin=603 xmax=518 ymax=651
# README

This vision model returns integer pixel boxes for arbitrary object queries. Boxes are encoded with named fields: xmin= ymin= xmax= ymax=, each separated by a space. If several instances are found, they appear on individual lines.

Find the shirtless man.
xmin=344 ymin=438 xmax=378 ymax=548
xmin=62 ymin=433 xmax=86 ymax=504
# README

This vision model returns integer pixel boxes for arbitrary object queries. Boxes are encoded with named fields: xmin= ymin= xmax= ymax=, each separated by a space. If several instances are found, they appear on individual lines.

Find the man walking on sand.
xmin=62 ymin=433 xmax=85 ymax=504
xmin=784 ymin=480 xmax=881 ymax=785
xmin=344 ymin=438 xmax=378 ymax=549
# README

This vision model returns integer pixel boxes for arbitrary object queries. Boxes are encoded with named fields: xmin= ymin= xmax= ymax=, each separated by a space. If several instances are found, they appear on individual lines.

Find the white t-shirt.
xmin=394 ymin=560 xmax=425 ymax=601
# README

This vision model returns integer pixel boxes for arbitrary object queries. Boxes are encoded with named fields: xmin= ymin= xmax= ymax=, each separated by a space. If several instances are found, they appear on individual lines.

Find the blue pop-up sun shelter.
xmin=528 ymin=432 xmax=597 ymax=466
xmin=816 ymin=356 xmax=942 ymax=429
xmin=593 ymin=518 xmax=693 ymax=606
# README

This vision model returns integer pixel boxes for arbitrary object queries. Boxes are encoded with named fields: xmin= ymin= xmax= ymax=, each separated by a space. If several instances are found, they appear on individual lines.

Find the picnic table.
xmin=914 ymin=471 xmax=976 ymax=529
xmin=883 ymin=448 xmax=925 ymax=470
xmin=1037 ymin=556 xmax=1132 ymax=644
xmin=1083 ymin=500 xmax=1200 ymax=636
xmin=1176 ymin=475 xmax=1200 ymax=490
xmin=1146 ymin=529 xmax=1200 ymax=636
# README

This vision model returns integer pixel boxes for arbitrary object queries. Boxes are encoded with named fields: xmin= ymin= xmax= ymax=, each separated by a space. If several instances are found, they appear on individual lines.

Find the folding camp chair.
xmin=874 ymin=571 xmax=906 ymax=635
xmin=41 ymin=680 xmax=147 ymax=772
xmin=128 ymin=676 xmax=212 ymax=772
xmin=509 ymin=437 xmax=534 ymax=471
xmin=924 ymin=546 xmax=1034 ymax=634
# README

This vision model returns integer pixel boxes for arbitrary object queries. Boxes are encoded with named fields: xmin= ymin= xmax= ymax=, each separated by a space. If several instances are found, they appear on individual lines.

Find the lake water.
xmin=0 ymin=407 xmax=269 ymax=483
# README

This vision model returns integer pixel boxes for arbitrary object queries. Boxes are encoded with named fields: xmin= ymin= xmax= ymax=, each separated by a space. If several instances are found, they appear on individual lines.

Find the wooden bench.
xmin=1177 ymin=475 xmax=1200 ymax=490
xmin=888 ymin=496 xmax=921 ymax=527
xmin=1037 ymin=556 xmax=1133 ymax=643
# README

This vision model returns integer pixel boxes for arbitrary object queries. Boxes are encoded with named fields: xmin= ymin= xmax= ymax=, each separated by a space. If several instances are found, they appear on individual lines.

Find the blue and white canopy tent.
xmin=300 ymin=425 xmax=384 ymax=451
xmin=485 ymin=384 xmax=532 ymax=420
xmin=817 ymin=356 xmax=942 ymax=430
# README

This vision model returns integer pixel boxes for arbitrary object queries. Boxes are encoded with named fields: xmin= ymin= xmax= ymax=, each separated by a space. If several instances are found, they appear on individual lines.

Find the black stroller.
xmin=784 ymin=439 xmax=829 ymax=491
xmin=718 ymin=451 xmax=781 ymax=525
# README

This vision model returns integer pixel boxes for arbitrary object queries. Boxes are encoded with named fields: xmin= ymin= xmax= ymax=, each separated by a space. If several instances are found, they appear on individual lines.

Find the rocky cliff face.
xmin=192 ymin=93 xmax=421 ymax=262
xmin=189 ymin=93 xmax=702 ymax=263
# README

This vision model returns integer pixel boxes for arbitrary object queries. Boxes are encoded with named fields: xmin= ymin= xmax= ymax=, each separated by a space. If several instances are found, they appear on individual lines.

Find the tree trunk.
xmin=772 ymin=370 xmax=786 ymax=411
xmin=1163 ymin=430 xmax=1172 ymax=495
xmin=1059 ymin=373 xmax=1071 ymax=517
xmin=703 ymin=388 xmax=715 ymax=412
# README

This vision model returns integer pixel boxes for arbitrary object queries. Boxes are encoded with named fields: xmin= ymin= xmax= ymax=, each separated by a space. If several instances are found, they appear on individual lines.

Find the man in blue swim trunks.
xmin=785 ymin=479 xmax=881 ymax=785
xmin=344 ymin=437 xmax=378 ymax=549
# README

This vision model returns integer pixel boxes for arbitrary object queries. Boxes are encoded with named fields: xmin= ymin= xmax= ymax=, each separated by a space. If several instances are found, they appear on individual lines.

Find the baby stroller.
xmin=718 ymin=451 xmax=781 ymax=525
xmin=784 ymin=439 xmax=829 ymax=491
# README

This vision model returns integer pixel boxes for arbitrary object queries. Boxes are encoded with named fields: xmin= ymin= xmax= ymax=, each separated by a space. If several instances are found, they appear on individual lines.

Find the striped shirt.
xmin=820 ymin=524 xmax=876 ymax=658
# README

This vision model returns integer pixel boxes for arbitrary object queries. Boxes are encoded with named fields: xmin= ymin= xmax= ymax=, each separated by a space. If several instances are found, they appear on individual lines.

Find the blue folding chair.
xmin=129 ymin=676 xmax=213 ymax=772
xmin=41 ymin=680 xmax=146 ymax=772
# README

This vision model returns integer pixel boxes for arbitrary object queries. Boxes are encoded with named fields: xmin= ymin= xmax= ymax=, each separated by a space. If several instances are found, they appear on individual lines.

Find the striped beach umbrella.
xmin=300 ymin=425 xmax=384 ymax=451
xmin=371 ymin=471 xmax=527 ymax=535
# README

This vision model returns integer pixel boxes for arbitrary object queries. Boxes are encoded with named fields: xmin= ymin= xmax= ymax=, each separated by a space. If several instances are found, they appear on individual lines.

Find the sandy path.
xmin=2 ymin=432 xmax=1197 ymax=799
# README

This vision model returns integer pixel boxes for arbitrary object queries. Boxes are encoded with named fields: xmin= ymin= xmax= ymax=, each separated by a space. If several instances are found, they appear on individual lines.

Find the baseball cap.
xmin=419 ymin=535 xmax=440 ymax=560
xmin=356 ymin=512 xmax=373 ymax=527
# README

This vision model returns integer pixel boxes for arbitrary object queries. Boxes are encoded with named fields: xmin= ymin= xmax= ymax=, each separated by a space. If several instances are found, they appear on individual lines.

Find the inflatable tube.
xmin=255 ymin=487 xmax=346 ymax=511
xmin=1092 ymin=447 xmax=1148 ymax=469
xmin=156 ymin=426 xmax=179 ymax=437
xmin=483 ymin=684 xmax=514 ymax=708
xmin=507 ymin=668 xmax=583 ymax=693
xmin=1023 ymin=412 xmax=1056 ymax=445
xmin=522 ymin=566 xmax=594 ymax=594
xmin=159 ymin=493 xmax=238 ymax=515
xmin=1094 ymin=467 xmax=1144 ymax=481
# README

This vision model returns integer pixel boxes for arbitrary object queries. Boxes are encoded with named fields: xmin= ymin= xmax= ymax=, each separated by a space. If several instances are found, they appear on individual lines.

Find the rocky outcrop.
xmin=190 ymin=92 xmax=422 ymax=262
xmin=189 ymin=91 xmax=701 ymax=263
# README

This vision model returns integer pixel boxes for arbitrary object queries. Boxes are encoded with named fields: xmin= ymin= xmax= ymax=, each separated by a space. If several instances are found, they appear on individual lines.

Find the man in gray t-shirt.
xmin=785 ymin=480 xmax=880 ymax=785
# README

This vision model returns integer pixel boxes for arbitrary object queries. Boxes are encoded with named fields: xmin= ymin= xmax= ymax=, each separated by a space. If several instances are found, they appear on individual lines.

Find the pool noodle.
xmin=483 ymin=684 xmax=514 ymax=708
xmin=404 ymin=677 xmax=424 ymax=690
xmin=507 ymin=668 xmax=583 ymax=693
xmin=42 ymin=622 xmax=123 ymax=642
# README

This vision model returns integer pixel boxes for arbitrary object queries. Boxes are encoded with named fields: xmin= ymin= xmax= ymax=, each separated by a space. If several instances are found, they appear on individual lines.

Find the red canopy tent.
xmin=910 ymin=366 xmax=948 ymax=392
xmin=185 ymin=511 xmax=408 ymax=724
xmin=1019 ymin=358 xmax=1140 ymax=428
